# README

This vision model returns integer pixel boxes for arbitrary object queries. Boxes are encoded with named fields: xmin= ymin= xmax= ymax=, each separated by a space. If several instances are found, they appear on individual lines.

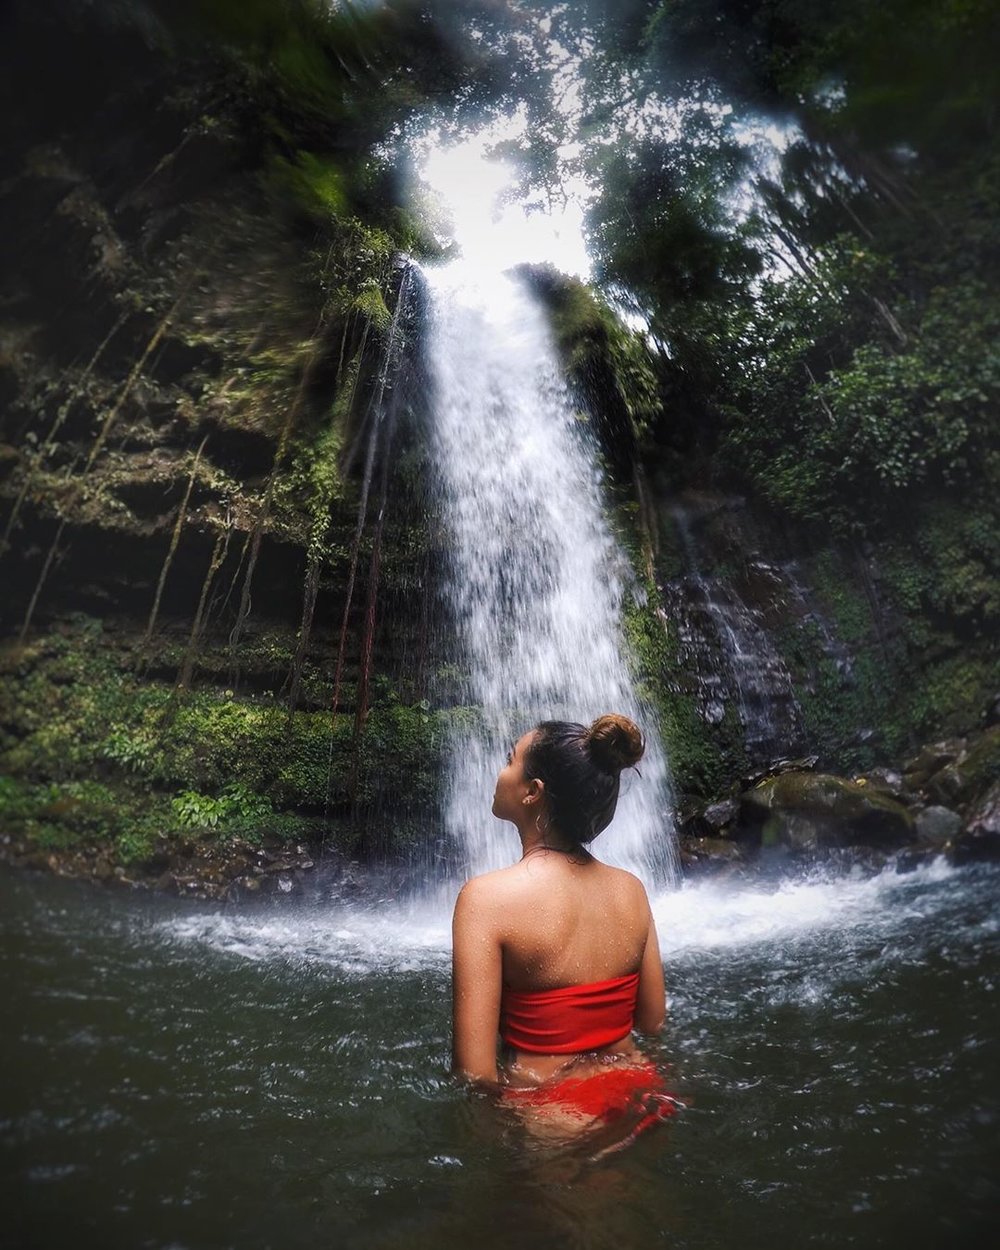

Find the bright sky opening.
xmin=412 ymin=127 xmax=593 ymax=281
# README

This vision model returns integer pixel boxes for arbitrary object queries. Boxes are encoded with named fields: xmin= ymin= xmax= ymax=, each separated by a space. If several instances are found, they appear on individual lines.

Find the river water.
xmin=3 ymin=859 xmax=997 ymax=1249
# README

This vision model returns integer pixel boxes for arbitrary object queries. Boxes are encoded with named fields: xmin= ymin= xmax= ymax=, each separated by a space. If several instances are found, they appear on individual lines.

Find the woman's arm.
xmin=451 ymin=877 xmax=503 ymax=1085
xmin=634 ymin=908 xmax=666 ymax=1035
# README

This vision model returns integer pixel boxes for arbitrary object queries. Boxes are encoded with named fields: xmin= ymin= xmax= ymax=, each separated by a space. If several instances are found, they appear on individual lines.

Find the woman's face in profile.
xmin=491 ymin=729 xmax=536 ymax=823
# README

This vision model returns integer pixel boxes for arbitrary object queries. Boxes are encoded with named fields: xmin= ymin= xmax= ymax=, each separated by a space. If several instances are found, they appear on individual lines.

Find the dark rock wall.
xmin=0 ymin=3 xmax=452 ymax=870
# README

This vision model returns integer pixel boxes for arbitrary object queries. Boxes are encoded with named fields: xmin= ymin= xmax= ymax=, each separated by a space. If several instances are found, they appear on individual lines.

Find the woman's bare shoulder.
xmin=454 ymin=864 xmax=525 ymax=908
xmin=596 ymin=861 xmax=648 ymax=888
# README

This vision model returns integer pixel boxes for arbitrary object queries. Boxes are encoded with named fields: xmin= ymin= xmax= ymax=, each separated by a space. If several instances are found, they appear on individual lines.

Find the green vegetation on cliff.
xmin=0 ymin=616 xmax=461 ymax=866
xmin=1 ymin=0 xmax=996 ymax=855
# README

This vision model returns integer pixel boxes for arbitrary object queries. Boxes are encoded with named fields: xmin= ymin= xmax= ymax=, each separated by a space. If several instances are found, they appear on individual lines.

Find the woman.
xmin=451 ymin=713 xmax=669 ymax=1131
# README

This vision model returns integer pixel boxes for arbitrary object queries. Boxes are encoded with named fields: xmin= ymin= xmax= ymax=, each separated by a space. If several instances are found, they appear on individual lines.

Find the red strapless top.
xmin=500 ymin=972 xmax=640 ymax=1054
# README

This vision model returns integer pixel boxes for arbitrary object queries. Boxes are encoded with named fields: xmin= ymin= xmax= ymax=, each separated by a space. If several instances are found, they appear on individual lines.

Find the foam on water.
xmin=155 ymin=859 xmax=976 ymax=978
xmin=653 ymin=856 xmax=962 ymax=955
xmin=159 ymin=900 xmax=453 ymax=976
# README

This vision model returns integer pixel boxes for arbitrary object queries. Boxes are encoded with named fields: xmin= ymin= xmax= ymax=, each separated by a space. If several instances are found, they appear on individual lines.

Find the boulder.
xmin=914 ymin=805 xmax=962 ymax=842
xmin=677 ymin=800 xmax=711 ymax=839
xmin=739 ymin=771 xmax=914 ymax=852
xmin=902 ymin=726 xmax=1000 ymax=808
xmin=703 ymin=799 xmax=738 ymax=832
xmin=854 ymin=767 xmax=911 ymax=800
xmin=894 ymin=805 xmax=962 ymax=874
xmin=93 ymin=857 xmax=114 ymax=881
xmin=903 ymin=738 xmax=967 ymax=790
xmin=953 ymin=724 xmax=1000 ymax=804
xmin=895 ymin=845 xmax=940 ymax=875
xmin=679 ymin=836 xmax=745 ymax=877
xmin=947 ymin=782 xmax=1000 ymax=866
xmin=740 ymin=755 xmax=819 ymax=790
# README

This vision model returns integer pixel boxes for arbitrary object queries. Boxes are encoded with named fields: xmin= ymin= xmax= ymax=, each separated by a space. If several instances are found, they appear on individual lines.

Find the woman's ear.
xmin=523 ymin=777 xmax=544 ymax=806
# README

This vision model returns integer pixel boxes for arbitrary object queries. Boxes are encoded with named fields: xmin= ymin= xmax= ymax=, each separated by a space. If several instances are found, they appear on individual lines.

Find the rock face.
xmin=914 ymin=806 xmax=962 ymax=841
xmin=948 ymin=782 xmax=1000 ymax=866
xmin=675 ymin=722 xmax=1000 ymax=877
xmin=739 ymin=772 xmax=914 ymax=852
xmin=0 ymin=4 xmax=454 ymax=870
xmin=902 ymin=728 xmax=1000 ymax=807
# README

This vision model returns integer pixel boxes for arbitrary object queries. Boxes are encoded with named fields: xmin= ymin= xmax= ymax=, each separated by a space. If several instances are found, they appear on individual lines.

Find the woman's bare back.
xmin=487 ymin=851 xmax=651 ymax=991
xmin=450 ymin=716 xmax=665 ymax=1090
xmin=453 ymin=848 xmax=664 ymax=1087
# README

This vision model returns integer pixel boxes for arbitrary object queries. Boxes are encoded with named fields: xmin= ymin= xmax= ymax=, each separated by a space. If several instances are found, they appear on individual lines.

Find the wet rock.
xmin=679 ymin=836 xmax=745 ymax=877
xmin=260 ymin=871 xmax=301 ymax=897
xmin=953 ymin=725 xmax=1000 ymax=803
xmin=740 ymin=755 xmax=819 ymax=789
xmin=138 ymin=847 xmax=171 ymax=875
xmin=819 ymin=845 xmax=889 ymax=877
xmin=739 ymin=772 xmax=914 ymax=852
xmin=925 ymin=763 xmax=968 ymax=806
xmin=854 ymin=767 xmax=910 ymax=800
xmin=703 ymin=799 xmax=737 ymax=832
xmin=902 ymin=739 xmax=967 ymax=790
xmin=914 ymin=806 xmax=962 ymax=841
xmin=906 ymin=726 xmax=1000 ymax=809
xmin=223 ymin=875 xmax=261 ymax=902
xmin=678 ymin=801 xmax=711 ymax=839
xmin=947 ymin=782 xmax=1000 ymax=866
xmin=895 ymin=845 xmax=941 ymax=874
xmin=334 ymin=861 xmax=369 ymax=898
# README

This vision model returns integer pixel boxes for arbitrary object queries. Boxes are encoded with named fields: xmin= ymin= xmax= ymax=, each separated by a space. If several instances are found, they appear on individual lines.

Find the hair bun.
xmin=587 ymin=714 xmax=645 ymax=773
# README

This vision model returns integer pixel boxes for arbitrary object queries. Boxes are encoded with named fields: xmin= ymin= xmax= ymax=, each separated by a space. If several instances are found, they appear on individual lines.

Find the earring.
xmin=535 ymin=811 xmax=550 ymax=836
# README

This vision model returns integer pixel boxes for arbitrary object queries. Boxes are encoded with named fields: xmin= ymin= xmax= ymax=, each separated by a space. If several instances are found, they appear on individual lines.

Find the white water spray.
xmin=420 ymin=260 xmax=678 ymax=886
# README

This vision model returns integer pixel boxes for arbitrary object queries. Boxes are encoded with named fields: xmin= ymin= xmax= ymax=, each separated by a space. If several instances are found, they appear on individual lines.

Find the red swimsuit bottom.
xmin=503 ymin=1060 xmax=675 ymax=1127
xmin=499 ymin=973 xmax=679 ymax=1134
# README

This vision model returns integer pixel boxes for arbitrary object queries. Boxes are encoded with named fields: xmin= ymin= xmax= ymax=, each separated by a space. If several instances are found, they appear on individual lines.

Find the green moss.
xmin=894 ymin=652 xmax=997 ymax=741
xmin=0 ymin=773 xmax=169 ymax=861
xmin=351 ymin=283 xmax=392 ymax=332
xmin=260 ymin=79 xmax=396 ymax=224
xmin=522 ymin=266 xmax=661 ymax=448
xmin=620 ymin=584 xmax=743 ymax=797
xmin=0 ymin=617 xmax=454 ymax=862
xmin=959 ymin=726 xmax=1000 ymax=796
xmin=767 ymin=506 xmax=998 ymax=770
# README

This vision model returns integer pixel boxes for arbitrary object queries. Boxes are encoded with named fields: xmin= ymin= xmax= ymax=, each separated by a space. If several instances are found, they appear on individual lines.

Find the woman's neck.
xmin=518 ymin=821 xmax=585 ymax=861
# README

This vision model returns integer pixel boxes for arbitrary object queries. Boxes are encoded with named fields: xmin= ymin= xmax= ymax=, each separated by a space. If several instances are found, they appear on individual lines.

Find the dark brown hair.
xmin=522 ymin=713 xmax=645 ymax=846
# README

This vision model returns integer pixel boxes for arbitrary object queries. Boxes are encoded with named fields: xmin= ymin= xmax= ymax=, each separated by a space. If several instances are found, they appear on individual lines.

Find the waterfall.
xmin=421 ymin=261 xmax=679 ymax=888
xmin=669 ymin=503 xmax=804 ymax=764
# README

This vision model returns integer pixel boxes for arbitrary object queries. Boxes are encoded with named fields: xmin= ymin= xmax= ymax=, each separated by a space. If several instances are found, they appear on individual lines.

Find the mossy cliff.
xmin=619 ymin=492 xmax=998 ymax=808
xmin=535 ymin=267 xmax=997 ymax=809
xmin=0 ymin=2 xmax=460 ymax=882
xmin=1 ymin=3 xmax=997 ymax=888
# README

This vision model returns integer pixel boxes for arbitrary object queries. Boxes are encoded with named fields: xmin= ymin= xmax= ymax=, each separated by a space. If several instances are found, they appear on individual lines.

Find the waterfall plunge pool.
xmin=2 ymin=860 xmax=997 ymax=1249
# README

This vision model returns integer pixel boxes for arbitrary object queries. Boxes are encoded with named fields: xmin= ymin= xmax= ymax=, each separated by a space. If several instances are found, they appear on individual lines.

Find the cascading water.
xmin=669 ymin=503 xmax=804 ymax=764
xmin=420 ymin=260 xmax=678 ymax=887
